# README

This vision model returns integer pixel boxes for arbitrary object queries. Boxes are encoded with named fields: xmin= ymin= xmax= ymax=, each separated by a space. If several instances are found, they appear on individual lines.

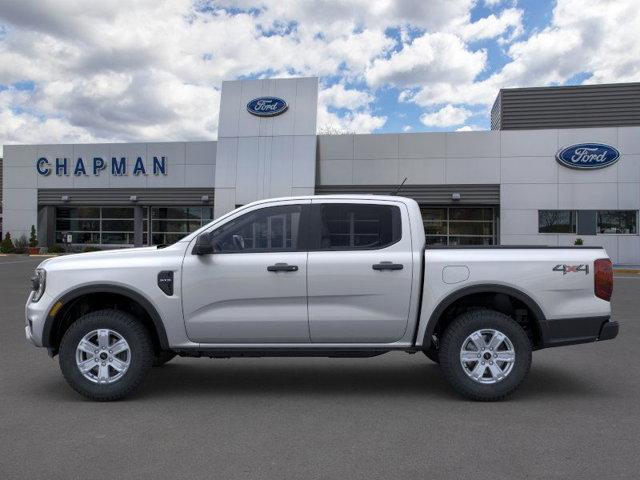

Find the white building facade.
xmin=2 ymin=77 xmax=639 ymax=264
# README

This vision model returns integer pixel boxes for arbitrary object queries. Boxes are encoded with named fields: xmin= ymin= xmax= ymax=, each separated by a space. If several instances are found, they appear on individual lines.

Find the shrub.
xmin=29 ymin=225 xmax=38 ymax=248
xmin=82 ymin=246 xmax=102 ymax=253
xmin=13 ymin=235 xmax=29 ymax=254
xmin=1 ymin=233 xmax=15 ymax=253
xmin=47 ymin=244 xmax=66 ymax=254
xmin=574 ymin=238 xmax=584 ymax=246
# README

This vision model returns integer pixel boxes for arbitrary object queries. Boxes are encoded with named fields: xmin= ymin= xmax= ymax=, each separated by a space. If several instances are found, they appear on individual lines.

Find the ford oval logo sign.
xmin=247 ymin=97 xmax=288 ymax=117
xmin=556 ymin=143 xmax=620 ymax=170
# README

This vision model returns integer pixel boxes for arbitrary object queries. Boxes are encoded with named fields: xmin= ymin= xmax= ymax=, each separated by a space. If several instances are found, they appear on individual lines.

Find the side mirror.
xmin=192 ymin=232 xmax=214 ymax=255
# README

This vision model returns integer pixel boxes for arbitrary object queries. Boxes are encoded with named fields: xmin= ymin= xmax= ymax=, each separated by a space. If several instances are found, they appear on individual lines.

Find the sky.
xmin=0 ymin=0 xmax=638 ymax=154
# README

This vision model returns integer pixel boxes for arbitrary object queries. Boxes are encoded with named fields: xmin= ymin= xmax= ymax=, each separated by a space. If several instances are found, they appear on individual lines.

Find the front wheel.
xmin=59 ymin=309 xmax=154 ymax=401
xmin=439 ymin=309 xmax=532 ymax=401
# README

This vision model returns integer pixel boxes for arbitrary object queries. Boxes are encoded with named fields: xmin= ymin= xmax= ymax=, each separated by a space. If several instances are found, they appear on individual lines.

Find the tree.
xmin=29 ymin=225 xmax=38 ymax=248
xmin=1 ymin=233 xmax=15 ymax=253
xmin=317 ymin=123 xmax=355 ymax=135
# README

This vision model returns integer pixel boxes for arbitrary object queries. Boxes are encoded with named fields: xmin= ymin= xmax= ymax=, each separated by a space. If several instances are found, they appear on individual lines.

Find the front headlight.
xmin=31 ymin=269 xmax=46 ymax=303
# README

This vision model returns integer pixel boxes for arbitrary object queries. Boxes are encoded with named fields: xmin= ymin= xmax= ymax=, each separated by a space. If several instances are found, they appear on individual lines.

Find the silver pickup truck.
xmin=25 ymin=195 xmax=618 ymax=401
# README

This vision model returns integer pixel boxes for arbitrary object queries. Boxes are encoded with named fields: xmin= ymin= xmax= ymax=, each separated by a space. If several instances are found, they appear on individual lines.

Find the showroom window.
xmin=597 ymin=210 xmax=637 ymax=234
xmin=150 ymin=206 xmax=213 ymax=245
xmin=210 ymin=205 xmax=302 ymax=253
xmin=56 ymin=207 xmax=138 ymax=245
xmin=422 ymin=207 xmax=495 ymax=245
xmin=317 ymin=203 xmax=401 ymax=250
xmin=539 ymin=210 xmax=638 ymax=235
xmin=538 ymin=210 xmax=577 ymax=233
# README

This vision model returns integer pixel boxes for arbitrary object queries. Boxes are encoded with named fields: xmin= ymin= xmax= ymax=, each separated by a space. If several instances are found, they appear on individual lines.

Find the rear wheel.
xmin=59 ymin=309 xmax=154 ymax=401
xmin=439 ymin=309 xmax=531 ymax=401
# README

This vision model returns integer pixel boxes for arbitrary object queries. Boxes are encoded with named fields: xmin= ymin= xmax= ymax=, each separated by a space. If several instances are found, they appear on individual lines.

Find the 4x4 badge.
xmin=553 ymin=264 xmax=589 ymax=275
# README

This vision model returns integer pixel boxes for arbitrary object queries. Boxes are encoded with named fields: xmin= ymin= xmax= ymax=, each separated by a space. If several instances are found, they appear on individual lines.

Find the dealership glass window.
xmin=210 ymin=205 xmax=302 ymax=253
xmin=318 ymin=204 xmax=401 ymax=250
xmin=150 ymin=206 xmax=213 ymax=245
xmin=538 ymin=210 xmax=577 ymax=233
xmin=597 ymin=210 xmax=638 ymax=234
xmin=55 ymin=207 xmax=136 ymax=245
xmin=422 ymin=207 xmax=495 ymax=246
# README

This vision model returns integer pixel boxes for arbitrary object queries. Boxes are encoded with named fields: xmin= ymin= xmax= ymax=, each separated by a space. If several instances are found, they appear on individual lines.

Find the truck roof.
xmin=243 ymin=194 xmax=416 ymax=205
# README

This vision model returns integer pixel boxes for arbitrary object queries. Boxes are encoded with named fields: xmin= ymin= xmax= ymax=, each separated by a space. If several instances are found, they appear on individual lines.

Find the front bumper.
xmin=542 ymin=316 xmax=619 ymax=348
xmin=24 ymin=291 xmax=53 ymax=348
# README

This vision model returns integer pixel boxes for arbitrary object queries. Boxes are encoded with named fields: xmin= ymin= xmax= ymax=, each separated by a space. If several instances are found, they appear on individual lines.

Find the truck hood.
xmin=38 ymin=244 xmax=186 ymax=271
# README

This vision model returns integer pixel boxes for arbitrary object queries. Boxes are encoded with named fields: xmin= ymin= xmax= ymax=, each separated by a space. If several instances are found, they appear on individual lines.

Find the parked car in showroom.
xmin=25 ymin=195 xmax=617 ymax=401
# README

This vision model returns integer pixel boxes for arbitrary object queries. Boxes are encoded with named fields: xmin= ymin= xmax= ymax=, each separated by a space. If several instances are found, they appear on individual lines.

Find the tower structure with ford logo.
xmin=2 ymin=78 xmax=640 ymax=264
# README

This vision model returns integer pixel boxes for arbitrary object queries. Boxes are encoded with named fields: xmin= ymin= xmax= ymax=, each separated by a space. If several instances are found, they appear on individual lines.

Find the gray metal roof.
xmin=491 ymin=82 xmax=640 ymax=130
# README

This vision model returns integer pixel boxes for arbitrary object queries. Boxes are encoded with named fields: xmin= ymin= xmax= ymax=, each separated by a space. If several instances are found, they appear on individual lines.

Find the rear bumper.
xmin=598 ymin=319 xmax=619 ymax=341
xmin=542 ymin=316 xmax=618 ymax=348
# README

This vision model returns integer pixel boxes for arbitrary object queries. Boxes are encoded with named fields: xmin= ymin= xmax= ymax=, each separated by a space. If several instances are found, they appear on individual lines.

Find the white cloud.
xmin=459 ymin=7 xmax=523 ymax=42
xmin=402 ymin=125 xmax=413 ymax=132
xmin=484 ymin=0 xmax=506 ymax=7
xmin=456 ymin=125 xmax=484 ymax=131
xmin=317 ymin=106 xmax=386 ymax=134
xmin=319 ymin=84 xmax=373 ymax=110
xmin=404 ymin=0 xmax=640 ymax=110
xmin=420 ymin=105 xmax=472 ymax=127
xmin=366 ymin=32 xmax=486 ymax=88
xmin=0 ymin=0 xmax=638 ymax=148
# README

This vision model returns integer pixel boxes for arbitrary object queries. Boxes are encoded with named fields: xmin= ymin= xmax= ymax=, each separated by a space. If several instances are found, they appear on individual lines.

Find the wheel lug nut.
xmin=109 ymin=350 xmax=112 ymax=354
xmin=481 ymin=361 xmax=485 ymax=365
xmin=490 ymin=361 xmax=493 ymax=365
xmin=108 ymin=358 xmax=112 ymax=362
xmin=94 ymin=350 xmax=98 ymax=354
xmin=101 ymin=362 xmax=106 ymax=366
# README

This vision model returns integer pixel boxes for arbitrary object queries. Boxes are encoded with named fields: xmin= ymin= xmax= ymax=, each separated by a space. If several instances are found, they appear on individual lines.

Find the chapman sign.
xmin=36 ymin=156 xmax=168 ymax=177
xmin=556 ymin=143 xmax=620 ymax=170
xmin=246 ymin=97 xmax=288 ymax=117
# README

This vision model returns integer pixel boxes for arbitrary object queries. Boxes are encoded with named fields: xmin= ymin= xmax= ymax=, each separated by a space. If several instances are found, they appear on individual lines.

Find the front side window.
xmin=538 ymin=210 xmax=576 ymax=233
xmin=597 ymin=210 xmax=637 ymax=234
xmin=317 ymin=203 xmax=401 ymax=250
xmin=211 ymin=205 xmax=302 ymax=253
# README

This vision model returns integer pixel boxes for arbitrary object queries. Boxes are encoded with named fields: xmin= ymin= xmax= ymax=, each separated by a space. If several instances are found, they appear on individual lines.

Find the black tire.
xmin=153 ymin=351 xmax=176 ymax=367
xmin=59 ymin=309 xmax=154 ymax=401
xmin=423 ymin=346 xmax=439 ymax=363
xmin=439 ymin=309 xmax=532 ymax=401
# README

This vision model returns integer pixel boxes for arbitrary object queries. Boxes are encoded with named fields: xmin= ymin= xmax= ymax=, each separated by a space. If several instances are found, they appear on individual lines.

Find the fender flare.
xmin=422 ymin=283 xmax=549 ymax=348
xmin=42 ymin=284 xmax=169 ymax=350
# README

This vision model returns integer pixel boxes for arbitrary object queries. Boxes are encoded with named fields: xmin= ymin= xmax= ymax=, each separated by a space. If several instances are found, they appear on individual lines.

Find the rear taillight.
xmin=594 ymin=258 xmax=613 ymax=301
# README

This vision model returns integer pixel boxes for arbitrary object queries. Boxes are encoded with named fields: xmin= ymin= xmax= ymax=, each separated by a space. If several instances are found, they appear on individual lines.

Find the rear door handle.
xmin=267 ymin=263 xmax=299 ymax=272
xmin=372 ymin=261 xmax=403 ymax=271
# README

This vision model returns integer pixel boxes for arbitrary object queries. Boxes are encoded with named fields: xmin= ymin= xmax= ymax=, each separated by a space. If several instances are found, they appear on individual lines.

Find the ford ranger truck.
xmin=25 ymin=195 xmax=618 ymax=401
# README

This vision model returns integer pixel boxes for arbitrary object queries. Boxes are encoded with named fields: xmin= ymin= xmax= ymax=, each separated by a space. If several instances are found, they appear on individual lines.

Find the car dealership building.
xmin=2 ymin=78 xmax=640 ymax=263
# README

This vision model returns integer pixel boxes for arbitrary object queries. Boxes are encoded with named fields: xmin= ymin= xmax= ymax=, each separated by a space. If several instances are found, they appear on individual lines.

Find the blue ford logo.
xmin=247 ymin=97 xmax=288 ymax=117
xmin=556 ymin=143 xmax=620 ymax=170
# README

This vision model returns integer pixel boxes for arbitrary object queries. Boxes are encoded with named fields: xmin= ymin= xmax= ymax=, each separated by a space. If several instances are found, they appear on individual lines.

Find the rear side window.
xmin=316 ymin=203 xmax=402 ymax=250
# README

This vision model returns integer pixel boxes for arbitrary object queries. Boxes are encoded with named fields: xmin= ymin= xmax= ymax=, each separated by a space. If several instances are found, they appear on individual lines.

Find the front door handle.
xmin=372 ymin=261 xmax=403 ymax=271
xmin=267 ymin=263 xmax=299 ymax=272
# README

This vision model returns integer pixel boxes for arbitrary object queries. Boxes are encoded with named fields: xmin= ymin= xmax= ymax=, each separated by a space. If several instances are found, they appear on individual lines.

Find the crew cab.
xmin=25 ymin=195 xmax=618 ymax=401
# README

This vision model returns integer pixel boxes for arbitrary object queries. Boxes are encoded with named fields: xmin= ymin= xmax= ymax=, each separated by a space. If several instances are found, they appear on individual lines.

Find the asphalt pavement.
xmin=1 ymin=255 xmax=639 ymax=479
